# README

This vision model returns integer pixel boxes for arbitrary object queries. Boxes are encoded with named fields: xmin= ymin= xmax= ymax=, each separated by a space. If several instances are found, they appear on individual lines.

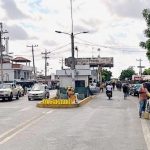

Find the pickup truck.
xmin=0 ymin=83 xmax=20 ymax=101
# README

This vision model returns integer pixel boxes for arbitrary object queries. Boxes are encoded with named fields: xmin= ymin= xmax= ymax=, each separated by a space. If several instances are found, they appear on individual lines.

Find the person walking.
xmin=122 ymin=83 xmax=129 ymax=99
xmin=112 ymin=82 xmax=116 ymax=90
xmin=100 ymin=82 xmax=105 ymax=93
xmin=138 ymin=83 xmax=148 ymax=118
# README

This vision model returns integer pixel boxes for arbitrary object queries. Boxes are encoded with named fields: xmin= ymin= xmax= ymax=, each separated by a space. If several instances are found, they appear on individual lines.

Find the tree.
xmin=143 ymin=68 xmax=150 ymax=75
xmin=119 ymin=68 xmax=136 ymax=81
xmin=101 ymin=69 xmax=112 ymax=81
xmin=140 ymin=9 xmax=150 ymax=61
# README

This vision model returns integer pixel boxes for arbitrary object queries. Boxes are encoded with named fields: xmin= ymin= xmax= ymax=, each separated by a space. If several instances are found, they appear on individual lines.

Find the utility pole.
xmin=75 ymin=46 xmax=78 ymax=58
xmin=97 ymin=48 xmax=100 ymax=58
xmin=0 ymin=23 xmax=8 ymax=84
xmin=136 ymin=58 xmax=145 ymax=76
xmin=27 ymin=45 xmax=38 ymax=80
xmin=4 ymin=37 xmax=9 ymax=54
xmin=92 ymin=47 xmax=94 ymax=58
xmin=59 ymin=57 xmax=64 ymax=70
xmin=97 ymin=48 xmax=102 ymax=83
xmin=41 ymin=49 xmax=51 ymax=83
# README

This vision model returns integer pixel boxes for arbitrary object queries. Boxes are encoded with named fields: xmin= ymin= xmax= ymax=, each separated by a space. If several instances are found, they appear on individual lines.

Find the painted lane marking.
xmin=46 ymin=110 xmax=53 ymax=114
xmin=0 ymin=107 xmax=19 ymax=109
xmin=19 ymin=106 xmax=32 ymax=111
xmin=0 ymin=110 xmax=54 ymax=144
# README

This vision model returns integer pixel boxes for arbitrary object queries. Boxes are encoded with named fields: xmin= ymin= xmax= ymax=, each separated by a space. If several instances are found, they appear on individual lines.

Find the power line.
xmin=75 ymin=42 xmax=146 ymax=53
xmin=51 ymin=43 xmax=71 ymax=52
xmin=75 ymin=37 xmax=146 ymax=50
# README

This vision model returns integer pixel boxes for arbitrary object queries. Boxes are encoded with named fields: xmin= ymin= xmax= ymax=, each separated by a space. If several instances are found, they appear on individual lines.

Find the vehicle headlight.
xmin=28 ymin=93 xmax=33 ymax=96
xmin=37 ymin=93 xmax=44 ymax=96
xmin=4 ymin=91 xmax=10 ymax=94
xmin=2 ymin=91 xmax=10 ymax=94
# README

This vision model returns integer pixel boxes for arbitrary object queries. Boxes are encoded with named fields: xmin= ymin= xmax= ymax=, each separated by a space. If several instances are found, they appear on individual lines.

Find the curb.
xmin=36 ymin=95 xmax=95 ymax=108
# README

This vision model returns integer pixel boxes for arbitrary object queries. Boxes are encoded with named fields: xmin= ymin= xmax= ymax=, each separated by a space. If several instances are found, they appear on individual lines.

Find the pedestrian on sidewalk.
xmin=138 ymin=83 xmax=148 ymax=118
xmin=112 ymin=82 xmax=116 ymax=90
xmin=100 ymin=82 xmax=105 ymax=93
xmin=122 ymin=83 xmax=129 ymax=99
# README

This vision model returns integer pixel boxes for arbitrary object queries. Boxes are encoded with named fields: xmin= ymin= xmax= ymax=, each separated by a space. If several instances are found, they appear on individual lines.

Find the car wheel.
xmin=8 ymin=93 xmax=13 ymax=101
xmin=19 ymin=92 xmax=21 ymax=97
xmin=16 ymin=92 xmax=19 ymax=100
xmin=47 ymin=94 xmax=49 ymax=99
xmin=28 ymin=97 xmax=31 ymax=101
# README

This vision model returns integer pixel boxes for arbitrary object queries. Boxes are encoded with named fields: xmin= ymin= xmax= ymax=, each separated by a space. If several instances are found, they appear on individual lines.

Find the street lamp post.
xmin=55 ymin=31 xmax=88 ymax=88
xmin=71 ymin=32 xmax=75 ymax=70
xmin=55 ymin=0 xmax=88 ymax=88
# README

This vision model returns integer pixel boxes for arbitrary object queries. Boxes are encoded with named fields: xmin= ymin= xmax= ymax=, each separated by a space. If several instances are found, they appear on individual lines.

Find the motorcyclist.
xmin=106 ymin=83 xmax=113 ymax=99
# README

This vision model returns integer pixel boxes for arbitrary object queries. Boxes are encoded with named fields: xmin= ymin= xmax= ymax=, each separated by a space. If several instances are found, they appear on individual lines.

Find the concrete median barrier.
xmin=36 ymin=95 xmax=95 ymax=108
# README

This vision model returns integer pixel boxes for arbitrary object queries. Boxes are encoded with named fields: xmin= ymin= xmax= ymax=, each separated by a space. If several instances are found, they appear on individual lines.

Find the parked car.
xmin=129 ymin=84 xmax=141 ymax=96
xmin=0 ymin=83 xmax=20 ymax=101
xmin=28 ymin=84 xmax=49 ymax=101
xmin=16 ymin=85 xmax=24 ymax=97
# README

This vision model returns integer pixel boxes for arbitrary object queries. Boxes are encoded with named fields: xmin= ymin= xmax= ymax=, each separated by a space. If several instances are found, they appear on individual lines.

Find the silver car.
xmin=28 ymin=84 xmax=49 ymax=101
xmin=0 ymin=83 xmax=20 ymax=101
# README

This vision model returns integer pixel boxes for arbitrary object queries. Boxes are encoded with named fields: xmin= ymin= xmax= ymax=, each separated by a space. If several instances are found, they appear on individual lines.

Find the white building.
xmin=0 ymin=56 xmax=33 ymax=82
xmin=56 ymin=65 xmax=91 ymax=88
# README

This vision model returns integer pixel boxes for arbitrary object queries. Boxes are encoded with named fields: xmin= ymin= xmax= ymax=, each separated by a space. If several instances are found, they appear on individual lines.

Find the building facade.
xmin=0 ymin=56 xmax=33 ymax=82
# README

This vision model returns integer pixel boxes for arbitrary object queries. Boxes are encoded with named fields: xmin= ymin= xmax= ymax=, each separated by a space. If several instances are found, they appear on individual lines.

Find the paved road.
xmin=0 ymin=89 xmax=149 ymax=150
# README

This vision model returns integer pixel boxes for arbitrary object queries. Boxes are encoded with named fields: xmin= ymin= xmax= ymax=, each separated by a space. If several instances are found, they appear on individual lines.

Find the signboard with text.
xmin=65 ymin=57 xmax=113 ymax=67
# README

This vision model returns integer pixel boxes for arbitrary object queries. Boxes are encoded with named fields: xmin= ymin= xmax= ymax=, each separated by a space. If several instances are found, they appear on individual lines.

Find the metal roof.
xmin=12 ymin=57 xmax=31 ymax=62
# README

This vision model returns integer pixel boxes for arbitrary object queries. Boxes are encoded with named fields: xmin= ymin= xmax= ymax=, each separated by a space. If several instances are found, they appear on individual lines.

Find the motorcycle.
xmin=106 ymin=90 xmax=112 ymax=100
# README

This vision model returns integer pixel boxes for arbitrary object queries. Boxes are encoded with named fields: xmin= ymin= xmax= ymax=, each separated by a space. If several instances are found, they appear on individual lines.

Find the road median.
xmin=36 ymin=95 xmax=95 ymax=108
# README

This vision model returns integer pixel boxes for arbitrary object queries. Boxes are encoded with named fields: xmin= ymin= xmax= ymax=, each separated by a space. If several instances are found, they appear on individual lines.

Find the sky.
xmin=0 ymin=0 xmax=150 ymax=78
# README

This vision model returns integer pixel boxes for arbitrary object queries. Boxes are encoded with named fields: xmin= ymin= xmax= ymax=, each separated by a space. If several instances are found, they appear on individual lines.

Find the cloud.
xmin=1 ymin=0 xmax=27 ymax=19
xmin=73 ymin=25 xmax=90 ymax=33
xmin=102 ymin=0 xmax=150 ymax=19
xmin=0 ymin=0 xmax=149 ymax=78
xmin=43 ymin=40 xmax=57 ymax=47
xmin=8 ymin=25 xmax=29 ymax=40
xmin=80 ymin=18 xmax=101 ymax=33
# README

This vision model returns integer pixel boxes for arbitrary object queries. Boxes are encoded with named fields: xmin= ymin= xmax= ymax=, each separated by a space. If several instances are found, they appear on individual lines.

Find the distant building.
xmin=132 ymin=75 xmax=150 ymax=81
xmin=0 ymin=56 xmax=33 ymax=82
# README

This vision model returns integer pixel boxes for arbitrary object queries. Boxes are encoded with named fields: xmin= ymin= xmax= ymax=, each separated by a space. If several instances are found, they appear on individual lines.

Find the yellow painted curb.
xmin=36 ymin=95 xmax=95 ymax=108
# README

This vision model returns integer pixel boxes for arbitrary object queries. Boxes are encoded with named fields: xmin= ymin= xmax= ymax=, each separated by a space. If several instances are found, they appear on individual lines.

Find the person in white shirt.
xmin=106 ymin=83 xmax=113 ymax=98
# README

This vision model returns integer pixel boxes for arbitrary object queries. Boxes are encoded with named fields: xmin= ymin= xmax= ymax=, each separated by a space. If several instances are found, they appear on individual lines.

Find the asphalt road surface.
xmin=0 ymin=89 xmax=149 ymax=150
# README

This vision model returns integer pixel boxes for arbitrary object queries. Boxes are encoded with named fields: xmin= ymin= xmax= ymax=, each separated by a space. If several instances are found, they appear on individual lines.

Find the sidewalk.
xmin=97 ymin=89 xmax=150 ymax=150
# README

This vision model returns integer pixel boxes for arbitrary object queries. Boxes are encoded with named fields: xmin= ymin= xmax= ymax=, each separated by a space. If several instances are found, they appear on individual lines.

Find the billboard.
xmin=65 ymin=57 xmax=113 ymax=67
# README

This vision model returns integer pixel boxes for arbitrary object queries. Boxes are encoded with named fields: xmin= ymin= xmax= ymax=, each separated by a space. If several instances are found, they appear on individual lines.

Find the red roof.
xmin=12 ymin=57 xmax=31 ymax=62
